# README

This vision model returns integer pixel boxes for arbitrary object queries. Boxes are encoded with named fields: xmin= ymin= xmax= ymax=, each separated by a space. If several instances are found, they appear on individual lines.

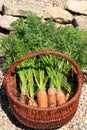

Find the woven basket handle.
xmin=5 ymin=50 xmax=83 ymax=85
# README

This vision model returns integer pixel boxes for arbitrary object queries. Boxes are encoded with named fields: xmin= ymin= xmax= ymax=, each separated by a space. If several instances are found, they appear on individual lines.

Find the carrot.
xmin=46 ymin=67 xmax=57 ymax=107
xmin=48 ymin=87 xmax=57 ymax=107
xmin=20 ymin=93 xmax=27 ymax=104
xmin=17 ymin=66 xmax=28 ymax=104
xmin=33 ymin=64 xmax=48 ymax=107
xmin=47 ymin=67 xmax=66 ymax=106
xmin=28 ymin=97 xmax=37 ymax=107
xmin=49 ymin=68 xmax=71 ymax=106
xmin=26 ymin=64 xmax=38 ymax=107
xmin=56 ymin=90 xmax=66 ymax=106
xmin=37 ymin=90 xmax=48 ymax=107
xmin=17 ymin=57 xmax=37 ymax=106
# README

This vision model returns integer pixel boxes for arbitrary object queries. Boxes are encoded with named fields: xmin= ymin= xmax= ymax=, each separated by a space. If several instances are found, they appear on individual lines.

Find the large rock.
xmin=0 ymin=0 xmax=4 ymax=12
xmin=73 ymin=16 xmax=87 ymax=30
xmin=43 ymin=7 xmax=73 ymax=24
xmin=3 ymin=0 xmax=45 ymax=17
xmin=0 ymin=15 xmax=18 ymax=30
xmin=66 ymin=1 xmax=87 ymax=15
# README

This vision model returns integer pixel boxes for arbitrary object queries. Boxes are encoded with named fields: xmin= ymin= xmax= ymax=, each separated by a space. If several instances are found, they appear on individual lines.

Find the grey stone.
xmin=43 ymin=7 xmax=73 ymax=24
xmin=66 ymin=1 xmax=87 ymax=15
xmin=0 ymin=0 xmax=4 ymax=12
xmin=0 ymin=15 xmax=18 ymax=30
xmin=73 ymin=16 xmax=87 ymax=30
xmin=3 ymin=0 xmax=45 ymax=17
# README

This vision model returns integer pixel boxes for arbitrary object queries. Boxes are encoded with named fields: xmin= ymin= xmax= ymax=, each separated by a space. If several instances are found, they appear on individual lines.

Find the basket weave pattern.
xmin=4 ymin=50 xmax=83 ymax=129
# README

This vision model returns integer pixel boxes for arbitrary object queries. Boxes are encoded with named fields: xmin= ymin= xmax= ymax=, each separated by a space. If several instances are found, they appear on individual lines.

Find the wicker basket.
xmin=4 ymin=50 xmax=83 ymax=129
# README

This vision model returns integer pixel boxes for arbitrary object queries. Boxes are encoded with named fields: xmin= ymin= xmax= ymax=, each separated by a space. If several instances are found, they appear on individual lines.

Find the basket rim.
xmin=4 ymin=50 xmax=84 ymax=111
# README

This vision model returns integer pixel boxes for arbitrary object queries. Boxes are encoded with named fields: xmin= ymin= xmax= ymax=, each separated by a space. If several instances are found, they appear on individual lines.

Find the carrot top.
xmin=33 ymin=59 xmax=48 ymax=91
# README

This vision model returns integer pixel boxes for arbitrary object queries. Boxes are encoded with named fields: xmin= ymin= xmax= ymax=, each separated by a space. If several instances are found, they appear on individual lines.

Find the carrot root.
xmin=20 ymin=93 xmax=27 ymax=104
xmin=56 ymin=91 xmax=66 ymax=106
xmin=37 ymin=90 xmax=48 ymax=108
xmin=28 ymin=97 xmax=37 ymax=107
xmin=48 ymin=87 xmax=57 ymax=107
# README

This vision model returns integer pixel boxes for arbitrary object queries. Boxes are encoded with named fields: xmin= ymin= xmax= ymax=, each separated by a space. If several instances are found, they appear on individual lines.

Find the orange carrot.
xmin=37 ymin=90 xmax=48 ymax=108
xmin=48 ymin=87 xmax=57 ymax=107
xmin=56 ymin=90 xmax=66 ymax=106
xmin=49 ymin=69 xmax=71 ymax=106
xmin=28 ymin=97 xmax=37 ymax=107
xmin=46 ymin=67 xmax=57 ymax=107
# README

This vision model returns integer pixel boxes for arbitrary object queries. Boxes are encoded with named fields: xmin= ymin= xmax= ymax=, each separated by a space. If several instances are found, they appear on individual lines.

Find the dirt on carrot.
xmin=20 ymin=93 xmax=27 ymax=104
xmin=28 ymin=97 xmax=38 ymax=107
xmin=56 ymin=90 xmax=66 ymax=106
xmin=48 ymin=87 xmax=57 ymax=107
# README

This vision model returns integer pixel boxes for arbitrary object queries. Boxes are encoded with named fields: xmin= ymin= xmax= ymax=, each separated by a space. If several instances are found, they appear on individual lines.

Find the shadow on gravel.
xmin=0 ymin=84 xmax=34 ymax=130
xmin=82 ymin=71 xmax=87 ymax=83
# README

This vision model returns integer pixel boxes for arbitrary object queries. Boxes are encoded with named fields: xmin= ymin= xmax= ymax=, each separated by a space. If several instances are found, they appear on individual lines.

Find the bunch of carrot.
xmin=16 ymin=55 xmax=74 ymax=108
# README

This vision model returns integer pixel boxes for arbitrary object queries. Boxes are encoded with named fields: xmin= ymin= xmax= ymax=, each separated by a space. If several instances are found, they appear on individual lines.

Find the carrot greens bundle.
xmin=50 ymin=68 xmax=71 ymax=106
xmin=17 ymin=63 xmax=28 ymax=104
xmin=25 ymin=58 xmax=38 ymax=107
xmin=40 ymin=54 xmax=72 ymax=106
xmin=16 ymin=54 xmax=73 ymax=107
xmin=33 ymin=60 xmax=48 ymax=108
xmin=16 ymin=58 xmax=37 ymax=106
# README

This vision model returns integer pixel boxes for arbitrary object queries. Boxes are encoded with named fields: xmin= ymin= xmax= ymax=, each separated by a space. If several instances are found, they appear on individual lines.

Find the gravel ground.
xmin=9 ymin=0 xmax=68 ymax=8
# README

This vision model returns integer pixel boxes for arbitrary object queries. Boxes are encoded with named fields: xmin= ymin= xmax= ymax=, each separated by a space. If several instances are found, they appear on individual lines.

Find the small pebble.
xmin=84 ymin=119 xmax=87 ymax=125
